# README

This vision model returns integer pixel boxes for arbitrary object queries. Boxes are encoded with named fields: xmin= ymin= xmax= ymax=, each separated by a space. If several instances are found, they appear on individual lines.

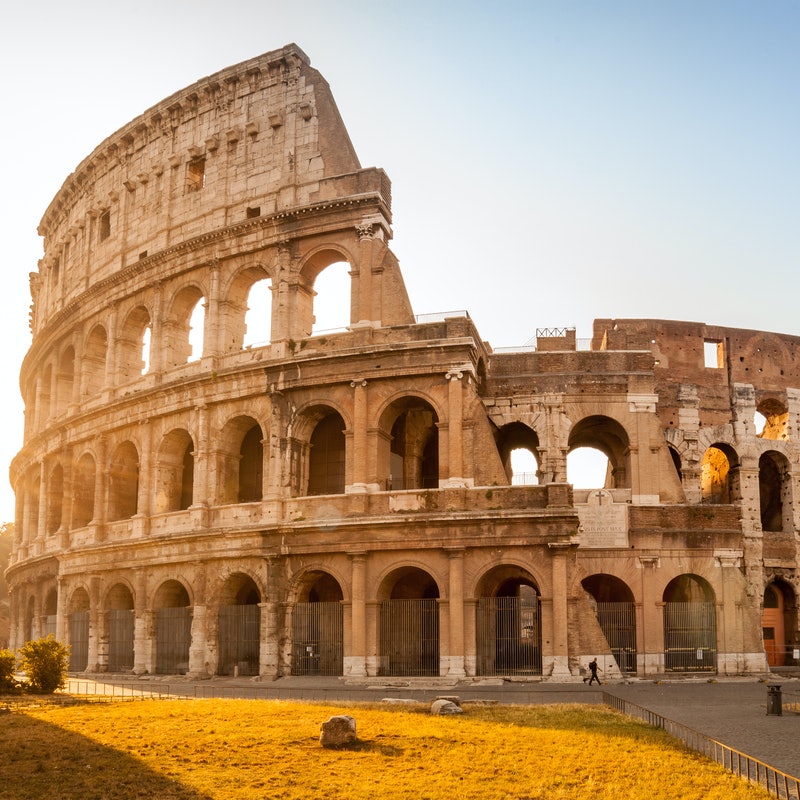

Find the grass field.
xmin=0 ymin=699 xmax=773 ymax=800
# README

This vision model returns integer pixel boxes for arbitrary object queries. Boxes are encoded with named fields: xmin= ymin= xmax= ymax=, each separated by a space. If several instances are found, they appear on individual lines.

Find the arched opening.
xmin=762 ymin=581 xmax=798 ymax=668
xmin=759 ymin=451 xmax=791 ymax=533
xmin=476 ymin=566 xmax=542 ymax=676
xmin=46 ymin=463 xmax=63 ymax=535
xmin=40 ymin=364 xmax=53 ymax=423
xmin=82 ymin=325 xmax=108 ymax=397
xmin=292 ymin=571 xmax=344 ymax=676
xmin=106 ymin=583 xmax=134 ymax=672
xmin=668 ymin=446 xmax=682 ymax=481
xmin=239 ymin=424 xmax=264 ymax=503
xmin=662 ymin=574 xmax=717 ymax=672
xmin=108 ymin=441 xmax=139 ymax=521
xmin=68 ymin=587 xmax=90 ymax=672
xmin=218 ymin=574 xmax=261 ymax=676
xmin=218 ymin=417 xmax=263 ymax=504
xmin=379 ymin=567 xmax=439 ymax=676
xmin=24 ymin=468 xmax=40 ymax=545
xmin=581 ymin=574 xmax=637 ymax=674
xmin=117 ymin=306 xmax=151 ymax=383
xmin=568 ymin=416 xmax=629 ymax=488
xmin=154 ymin=429 xmax=194 ymax=513
xmin=311 ymin=261 xmax=351 ymax=333
xmin=164 ymin=287 xmax=205 ymax=368
xmin=701 ymin=444 xmax=739 ymax=504
xmin=381 ymin=398 xmax=439 ymax=491
xmin=42 ymin=588 xmax=58 ymax=638
xmin=243 ymin=278 xmax=273 ymax=347
xmin=72 ymin=453 xmax=96 ymax=528
xmin=154 ymin=580 xmax=191 ymax=675
xmin=495 ymin=422 xmax=540 ymax=485
xmin=308 ymin=412 xmax=346 ymax=496
xmin=55 ymin=346 xmax=75 ymax=415
xmin=755 ymin=398 xmax=789 ymax=441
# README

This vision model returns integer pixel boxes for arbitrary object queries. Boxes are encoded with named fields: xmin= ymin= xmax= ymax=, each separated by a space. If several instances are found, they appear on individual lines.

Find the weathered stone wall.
xmin=8 ymin=45 xmax=799 ymax=681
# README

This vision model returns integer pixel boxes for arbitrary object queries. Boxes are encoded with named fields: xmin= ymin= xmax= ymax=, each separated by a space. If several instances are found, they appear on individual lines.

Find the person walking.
xmin=587 ymin=658 xmax=602 ymax=685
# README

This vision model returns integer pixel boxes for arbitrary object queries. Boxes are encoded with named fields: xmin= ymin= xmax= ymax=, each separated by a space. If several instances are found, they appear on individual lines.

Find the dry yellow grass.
xmin=0 ymin=699 xmax=773 ymax=800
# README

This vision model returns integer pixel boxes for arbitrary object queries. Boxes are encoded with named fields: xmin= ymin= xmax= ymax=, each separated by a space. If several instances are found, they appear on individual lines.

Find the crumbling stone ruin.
xmin=7 ymin=44 xmax=798 ymax=680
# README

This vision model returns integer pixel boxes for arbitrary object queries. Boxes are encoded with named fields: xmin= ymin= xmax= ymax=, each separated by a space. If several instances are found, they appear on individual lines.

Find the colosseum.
xmin=6 ymin=43 xmax=799 ymax=681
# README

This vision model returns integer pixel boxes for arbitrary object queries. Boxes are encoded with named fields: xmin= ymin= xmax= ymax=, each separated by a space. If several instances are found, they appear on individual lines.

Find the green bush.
xmin=18 ymin=636 xmax=69 ymax=694
xmin=0 ymin=648 xmax=17 ymax=693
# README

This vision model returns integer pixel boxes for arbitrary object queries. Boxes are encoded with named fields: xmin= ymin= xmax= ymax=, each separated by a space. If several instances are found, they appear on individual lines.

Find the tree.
xmin=0 ymin=522 xmax=11 ymax=649
xmin=0 ymin=648 xmax=17 ymax=693
xmin=18 ymin=635 xmax=69 ymax=694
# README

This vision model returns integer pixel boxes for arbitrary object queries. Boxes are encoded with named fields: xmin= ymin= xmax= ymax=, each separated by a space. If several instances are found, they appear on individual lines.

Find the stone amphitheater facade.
xmin=7 ymin=44 xmax=799 ymax=680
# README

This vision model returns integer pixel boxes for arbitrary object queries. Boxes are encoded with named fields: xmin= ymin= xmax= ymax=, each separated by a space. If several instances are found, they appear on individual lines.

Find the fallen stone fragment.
xmin=430 ymin=699 xmax=463 ymax=715
xmin=320 ymin=714 xmax=357 ymax=748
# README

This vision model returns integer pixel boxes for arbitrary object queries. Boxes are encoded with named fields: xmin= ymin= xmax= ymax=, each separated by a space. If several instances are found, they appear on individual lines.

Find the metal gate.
xmin=476 ymin=596 xmax=542 ymax=676
xmin=68 ymin=610 xmax=89 ymax=671
xmin=595 ymin=602 xmax=637 ymax=674
xmin=291 ymin=602 xmax=343 ymax=676
xmin=156 ymin=607 xmax=192 ymax=674
xmin=218 ymin=604 xmax=260 ymax=676
xmin=107 ymin=609 xmax=135 ymax=672
xmin=663 ymin=602 xmax=717 ymax=672
xmin=379 ymin=599 xmax=439 ymax=676
xmin=42 ymin=614 xmax=57 ymax=639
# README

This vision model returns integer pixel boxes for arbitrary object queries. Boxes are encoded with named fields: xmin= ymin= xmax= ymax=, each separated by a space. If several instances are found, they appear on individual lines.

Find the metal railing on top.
xmin=603 ymin=692 xmax=800 ymax=800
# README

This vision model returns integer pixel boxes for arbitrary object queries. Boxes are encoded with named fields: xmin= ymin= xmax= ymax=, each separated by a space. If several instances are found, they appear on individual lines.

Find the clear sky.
xmin=0 ymin=0 xmax=797 ymax=521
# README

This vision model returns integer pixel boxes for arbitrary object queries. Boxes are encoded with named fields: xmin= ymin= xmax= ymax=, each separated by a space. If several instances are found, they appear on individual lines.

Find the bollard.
xmin=766 ymin=684 xmax=782 ymax=716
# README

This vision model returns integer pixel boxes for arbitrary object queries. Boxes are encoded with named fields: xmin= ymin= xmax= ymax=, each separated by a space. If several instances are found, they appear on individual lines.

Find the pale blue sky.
xmin=0 ymin=1 xmax=797 ymax=519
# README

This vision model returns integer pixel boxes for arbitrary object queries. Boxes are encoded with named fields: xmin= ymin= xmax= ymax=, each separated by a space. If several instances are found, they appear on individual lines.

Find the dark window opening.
xmin=187 ymin=157 xmax=206 ymax=193
xmin=99 ymin=210 xmax=111 ymax=242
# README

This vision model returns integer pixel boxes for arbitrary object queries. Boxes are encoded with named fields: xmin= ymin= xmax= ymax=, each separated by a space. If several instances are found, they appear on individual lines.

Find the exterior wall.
xmin=8 ymin=45 xmax=799 ymax=680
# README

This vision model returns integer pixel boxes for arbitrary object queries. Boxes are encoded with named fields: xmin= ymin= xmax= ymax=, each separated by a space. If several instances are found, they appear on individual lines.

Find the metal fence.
xmin=379 ymin=599 xmax=439 ymax=676
xmin=107 ymin=609 xmax=135 ymax=672
xmin=603 ymin=693 xmax=800 ymax=800
xmin=218 ymin=604 xmax=260 ymax=676
xmin=68 ymin=611 xmax=89 ymax=671
xmin=663 ymin=602 xmax=717 ymax=672
xmin=595 ymin=602 xmax=637 ymax=674
xmin=476 ymin=596 xmax=542 ymax=676
xmin=155 ymin=607 xmax=191 ymax=674
xmin=291 ymin=602 xmax=343 ymax=676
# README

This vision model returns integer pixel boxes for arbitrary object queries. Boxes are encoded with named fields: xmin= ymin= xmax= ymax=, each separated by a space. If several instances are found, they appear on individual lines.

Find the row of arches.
xmin=25 ymin=570 xmax=795 ymax=677
xmin=19 ymin=405 xmax=800 ymax=543
xmin=26 ymin=257 xmax=354 ymax=434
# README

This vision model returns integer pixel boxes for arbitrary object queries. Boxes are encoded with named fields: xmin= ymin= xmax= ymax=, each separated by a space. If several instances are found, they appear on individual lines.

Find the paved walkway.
xmin=67 ymin=674 xmax=800 ymax=780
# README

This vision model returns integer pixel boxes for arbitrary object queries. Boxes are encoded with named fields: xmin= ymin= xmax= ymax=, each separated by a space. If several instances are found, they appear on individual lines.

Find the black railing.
xmin=603 ymin=692 xmax=800 ymax=800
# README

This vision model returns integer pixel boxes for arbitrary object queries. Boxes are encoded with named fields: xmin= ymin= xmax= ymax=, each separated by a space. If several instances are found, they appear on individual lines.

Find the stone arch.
xmin=229 ymin=265 xmax=274 ymax=350
xmin=105 ymin=582 xmax=135 ymax=672
xmin=290 ymin=569 xmax=344 ymax=676
xmin=308 ymin=411 xmax=346 ymax=496
xmin=117 ymin=305 xmax=151 ymax=383
xmin=42 ymin=587 xmax=58 ymax=638
xmin=154 ymin=428 xmax=195 ymax=513
xmin=153 ymin=579 xmax=192 ymax=675
xmin=217 ymin=572 xmax=261 ymax=677
xmin=662 ymin=574 xmax=717 ymax=673
xmin=759 ymin=450 xmax=792 ymax=533
xmin=23 ymin=465 xmax=40 ymax=544
xmin=72 ymin=451 xmax=96 ymax=528
xmin=46 ymin=461 xmax=64 ymax=535
xmin=568 ymin=414 xmax=630 ymax=489
xmin=581 ymin=573 xmax=637 ymax=674
xmin=108 ymin=441 xmax=140 ymax=521
xmin=68 ymin=586 xmax=90 ymax=672
xmin=377 ymin=394 xmax=441 ymax=491
xmin=163 ymin=284 xmax=206 ymax=367
xmin=762 ymin=579 xmax=797 ymax=668
xmin=377 ymin=566 xmax=440 ymax=677
xmin=701 ymin=442 xmax=740 ymax=504
xmin=475 ymin=564 xmax=542 ymax=676
xmin=296 ymin=246 xmax=356 ymax=337
xmin=495 ymin=421 xmax=541 ymax=485
xmin=55 ymin=344 xmax=75 ymax=415
xmin=218 ymin=415 xmax=264 ymax=504
xmin=755 ymin=395 xmax=789 ymax=441
xmin=81 ymin=324 xmax=108 ymax=397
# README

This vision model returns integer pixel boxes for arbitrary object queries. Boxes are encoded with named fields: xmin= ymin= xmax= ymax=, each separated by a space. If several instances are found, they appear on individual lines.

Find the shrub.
xmin=0 ymin=647 xmax=17 ymax=693
xmin=18 ymin=635 xmax=69 ymax=694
